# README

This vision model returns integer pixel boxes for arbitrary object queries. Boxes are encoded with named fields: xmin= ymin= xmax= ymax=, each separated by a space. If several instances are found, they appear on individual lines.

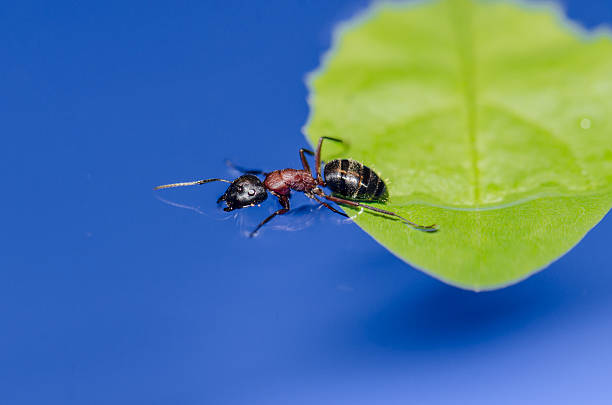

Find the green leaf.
xmin=304 ymin=0 xmax=612 ymax=290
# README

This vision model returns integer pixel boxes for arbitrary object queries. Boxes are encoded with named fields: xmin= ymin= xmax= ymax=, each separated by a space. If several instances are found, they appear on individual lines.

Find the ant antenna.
xmin=154 ymin=178 xmax=231 ymax=190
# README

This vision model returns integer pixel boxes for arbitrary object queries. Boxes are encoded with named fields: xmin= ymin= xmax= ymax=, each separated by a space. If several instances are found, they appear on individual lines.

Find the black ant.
xmin=154 ymin=137 xmax=438 ymax=237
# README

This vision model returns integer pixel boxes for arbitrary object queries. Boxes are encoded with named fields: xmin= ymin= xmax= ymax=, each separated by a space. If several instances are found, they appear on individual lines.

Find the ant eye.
xmin=248 ymin=189 xmax=255 ymax=196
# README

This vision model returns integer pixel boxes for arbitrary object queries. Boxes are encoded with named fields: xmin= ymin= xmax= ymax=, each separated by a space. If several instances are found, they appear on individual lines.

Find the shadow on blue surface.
xmin=323 ymin=213 xmax=611 ymax=355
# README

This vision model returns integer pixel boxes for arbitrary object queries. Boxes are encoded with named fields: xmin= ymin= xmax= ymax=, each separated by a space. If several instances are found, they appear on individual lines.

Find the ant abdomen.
xmin=324 ymin=159 xmax=388 ymax=202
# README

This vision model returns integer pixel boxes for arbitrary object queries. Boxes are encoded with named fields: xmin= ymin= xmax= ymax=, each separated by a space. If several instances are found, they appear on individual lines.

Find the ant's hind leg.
xmin=309 ymin=194 xmax=348 ymax=218
xmin=322 ymin=194 xmax=438 ymax=232
xmin=250 ymin=195 xmax=290 ymax=237
xmin=225 ymin=160 xmax=268 ymax=176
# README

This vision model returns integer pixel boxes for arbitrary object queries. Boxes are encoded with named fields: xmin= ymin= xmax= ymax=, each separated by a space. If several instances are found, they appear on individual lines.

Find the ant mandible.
xmin=154 ymin=137 xmax=438 ymax=237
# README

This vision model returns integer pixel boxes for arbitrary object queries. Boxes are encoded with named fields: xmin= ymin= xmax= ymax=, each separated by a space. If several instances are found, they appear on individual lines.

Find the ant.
xmin=154 ymin=137 xmax=438 ymax=237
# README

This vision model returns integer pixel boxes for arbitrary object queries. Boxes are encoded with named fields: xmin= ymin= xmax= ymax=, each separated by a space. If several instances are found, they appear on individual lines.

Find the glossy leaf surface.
xmin=304 ymin=0 xmax=612 ymax=290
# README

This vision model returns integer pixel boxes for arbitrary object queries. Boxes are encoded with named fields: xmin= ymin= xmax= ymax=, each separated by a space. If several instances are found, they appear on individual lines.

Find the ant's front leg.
xmin=250 ymin=194 xmax=290 ymax=237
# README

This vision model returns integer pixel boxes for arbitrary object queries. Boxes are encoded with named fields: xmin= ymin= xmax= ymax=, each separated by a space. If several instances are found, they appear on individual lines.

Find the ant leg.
xmin=250 ymin=194 xmax=290 ymax=237
xmin=314 ymin=137 xmax=343 ymax=184
xmin=308 ymin=194 xmax=348 ymax=218
xmin=225 ymin=160 xmax=268 ymax=175
xmin=299 ymin=148 xmax=314 ymax=174
xmin=321 ymin=194 xmax=438 ymax=232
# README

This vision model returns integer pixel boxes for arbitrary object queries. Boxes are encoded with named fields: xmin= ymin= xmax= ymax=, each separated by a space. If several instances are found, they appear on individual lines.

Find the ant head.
xmin=218 ymin=174 xmax=268 ymax=211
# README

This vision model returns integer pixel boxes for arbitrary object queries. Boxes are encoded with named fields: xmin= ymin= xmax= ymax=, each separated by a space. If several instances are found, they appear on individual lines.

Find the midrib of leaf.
xmin=448 ymin=0 xmax=480 ymax=205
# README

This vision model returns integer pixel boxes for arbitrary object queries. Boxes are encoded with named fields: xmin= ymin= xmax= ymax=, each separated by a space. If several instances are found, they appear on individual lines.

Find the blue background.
xmin=2 ymin=1 xmax=611 ymax=404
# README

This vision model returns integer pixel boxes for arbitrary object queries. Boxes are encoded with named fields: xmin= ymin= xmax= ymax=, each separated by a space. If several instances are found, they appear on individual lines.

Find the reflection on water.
xmin=154 ymin=191 xmax=354 ymax=236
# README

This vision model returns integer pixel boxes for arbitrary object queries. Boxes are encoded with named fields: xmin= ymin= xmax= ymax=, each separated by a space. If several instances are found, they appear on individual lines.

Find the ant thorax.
xmin=263 ymin=169 xmax=318 ymax=196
